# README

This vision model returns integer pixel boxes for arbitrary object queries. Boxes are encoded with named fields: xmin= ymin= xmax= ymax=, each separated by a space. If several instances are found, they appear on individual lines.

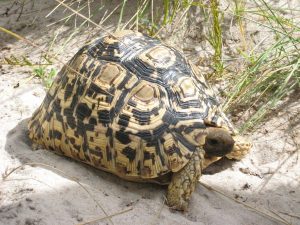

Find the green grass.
xmin=1 ymin=53 xmax=56 ymax=89
xmin=3 ymin=54 xmax=34 ymax=66
xmin=32 ymin=66 xmax=57 ymax=88
xmin=232 ymin=0 xmax=247 ymax=50
xmin=207 ymin=0 xmax=224 ymax=75
xmin=223 ymin=0 xmax=300 ymax=132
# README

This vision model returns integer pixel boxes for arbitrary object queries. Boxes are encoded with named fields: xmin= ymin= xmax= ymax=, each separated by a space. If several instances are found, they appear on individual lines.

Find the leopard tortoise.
xmin=28 ymin=30 xmax=251 ymax=211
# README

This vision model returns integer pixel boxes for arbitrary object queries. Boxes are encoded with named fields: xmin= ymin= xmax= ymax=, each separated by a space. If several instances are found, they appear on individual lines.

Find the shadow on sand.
xmin=3 ymin=119 xmax=297 ymax=225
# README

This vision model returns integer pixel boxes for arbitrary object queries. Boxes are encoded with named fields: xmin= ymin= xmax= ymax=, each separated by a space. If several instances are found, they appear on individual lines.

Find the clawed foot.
xmin=166 ymin=184 xmax=189 ymax=211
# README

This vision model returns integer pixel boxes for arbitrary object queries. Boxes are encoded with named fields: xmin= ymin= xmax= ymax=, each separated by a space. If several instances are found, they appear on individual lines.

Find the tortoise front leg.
xmin=166 ymin=149 xmax=204 ymax=211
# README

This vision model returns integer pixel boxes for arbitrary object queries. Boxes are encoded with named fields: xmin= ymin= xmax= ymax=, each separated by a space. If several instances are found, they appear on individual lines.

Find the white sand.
xmin=0 ymin=1 xmax=299 ymax=224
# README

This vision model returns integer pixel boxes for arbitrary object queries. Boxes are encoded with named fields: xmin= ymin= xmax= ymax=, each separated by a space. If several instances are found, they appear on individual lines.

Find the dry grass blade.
xmin=151 ymin=196 xmax=166 ymax=225
xmin=53 ymin=0 xmax=133 ymax=49
xmin=117 ymin=0 xmax=127 ymax=31
xmin=170 ymin=1 xmax=192 ymax=36
xmin=53 ymin=0 xmax=117 ymax=39
xmin=77 ymin=207 xmax=133 ymax=225
xmin=87 ymin=0 xmax=91 ymax=27
xmin=199 ymin=181 xmax=292 ymax=225
xmin=279 ymin=212 xmax=300 ymax=220
xmin=99 ymin=2 xmax=122 ymax=25
xmin=47 ymin=2 xmax=89 ymax=27
xmin=2 ymin=162 xmax=114 ymax=225
xmin=121 ymin=0 xmax=148 ymax=31
xmin=0 ymin=26 xmax=113 ymax=96
xmin=45 ymin=0 xmax=67 ymax=18
xmin=257 ymin=148 xmax=298 ymax=193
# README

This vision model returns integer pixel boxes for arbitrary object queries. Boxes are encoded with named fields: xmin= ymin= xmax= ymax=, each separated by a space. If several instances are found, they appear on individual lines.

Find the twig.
xmin=1 ymin=0 xmax=17 ymax=16
xmin=269 ymin=208 xmax=292 ymax=225
xmin=279 ymin=211 xmax=300 ymax=220
xmin=77 ymin=207 xmax=133 ymax=225
xmin=199 ymin=181 xmax=292 ymax=225
xmin=151 ymin=196 xmax=166 ymax=225
xmin=2 ymin=162 xmax=114 ymax=225
xmin=16 ymin=0 xmax=26 ymax=21
xmin=257 ymin=150 xmax=298 ymax=193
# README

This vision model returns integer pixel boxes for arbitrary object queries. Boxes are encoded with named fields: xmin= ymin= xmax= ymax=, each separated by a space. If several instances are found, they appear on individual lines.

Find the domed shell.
xmin=28 ymin=30 xmax=234 ymax=180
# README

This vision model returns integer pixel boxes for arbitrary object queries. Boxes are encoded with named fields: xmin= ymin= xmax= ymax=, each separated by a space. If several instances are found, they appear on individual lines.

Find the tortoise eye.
xmin=208 ymin=138 xmax=219 ymax=146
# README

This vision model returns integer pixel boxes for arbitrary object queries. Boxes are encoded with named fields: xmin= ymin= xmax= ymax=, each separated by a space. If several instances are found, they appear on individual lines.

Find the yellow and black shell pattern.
xmin=28 ymin=30 xmax=234 ymax=180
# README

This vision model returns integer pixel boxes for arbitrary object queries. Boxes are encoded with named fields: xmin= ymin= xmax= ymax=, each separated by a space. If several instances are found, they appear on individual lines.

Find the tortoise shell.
xmin=28 ymin=30 xmax=235 ymax=180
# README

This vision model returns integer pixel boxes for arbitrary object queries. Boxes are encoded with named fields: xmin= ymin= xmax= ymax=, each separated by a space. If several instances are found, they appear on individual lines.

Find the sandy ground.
xmin=0 ymin=1 xmax=299 ymax=225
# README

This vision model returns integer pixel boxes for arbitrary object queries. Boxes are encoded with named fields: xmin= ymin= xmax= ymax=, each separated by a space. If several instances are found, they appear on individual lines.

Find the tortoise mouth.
xmin=203 ymin=128 xmax=235 ymax=157
xmin=204 ymin=149 xmax=232 ymax=157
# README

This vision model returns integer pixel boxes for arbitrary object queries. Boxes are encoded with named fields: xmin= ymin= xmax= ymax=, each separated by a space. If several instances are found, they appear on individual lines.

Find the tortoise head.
xmin=180 ymin=124 xmax=235 ymax=157
xmin=182 ymin=112 xmax=252 ymax=160
xmin=203 ymin=127 xmax=235 ymax=157
xmin=181 ymin=124 xmax=251 ymax=159
xmin=202 ymin=109 xmax=251 ymax=158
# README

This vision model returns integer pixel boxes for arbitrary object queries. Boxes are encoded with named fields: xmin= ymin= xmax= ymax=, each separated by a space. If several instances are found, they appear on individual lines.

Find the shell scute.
xmin=28 ymin=31 xmax=234 ymax=181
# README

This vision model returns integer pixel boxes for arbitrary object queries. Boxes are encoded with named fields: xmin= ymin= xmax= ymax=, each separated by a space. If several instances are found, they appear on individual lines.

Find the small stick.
xmin=199 ymin=181 xmax=292 ymax=225
xmin=77 ymin=207 xmax=133 ymax=225
xmin=151 ymin=196 xmax=166 ymax=225
xmin=279 ymin=211 xmax=300 ymax=220
xmin=16 ymin=0 xmax=25 ymax=21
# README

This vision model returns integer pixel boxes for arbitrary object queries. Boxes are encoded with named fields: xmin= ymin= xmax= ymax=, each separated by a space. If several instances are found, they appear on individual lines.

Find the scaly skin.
xmin=203 ymin=135 xmax=252 ymax=168
xmin=226 ymin=135 xmax=252 ymax=160
xmin=166 ymin=148 xmax=204 ymax=211
xmin=166 ymin=136 xmax=251 ymax=211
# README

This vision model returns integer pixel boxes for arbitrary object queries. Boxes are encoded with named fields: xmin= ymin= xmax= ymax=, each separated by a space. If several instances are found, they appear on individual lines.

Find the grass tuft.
xmin=208 ymin=0 xmax=224 ymax=75
xmin=223 ymin=0 xmax=300 ymax=132
xmin=32 ymin=67 xmax=57 ymax=88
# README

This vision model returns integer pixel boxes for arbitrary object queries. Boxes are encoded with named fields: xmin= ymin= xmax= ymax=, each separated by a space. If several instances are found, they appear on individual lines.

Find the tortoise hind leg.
xmin=166 ymin=149 xmax=204 ymax=211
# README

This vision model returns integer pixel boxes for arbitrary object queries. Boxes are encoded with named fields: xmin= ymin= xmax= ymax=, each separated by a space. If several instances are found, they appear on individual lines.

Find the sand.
xmin=0 ymin=1 xmax=299 ymax=225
